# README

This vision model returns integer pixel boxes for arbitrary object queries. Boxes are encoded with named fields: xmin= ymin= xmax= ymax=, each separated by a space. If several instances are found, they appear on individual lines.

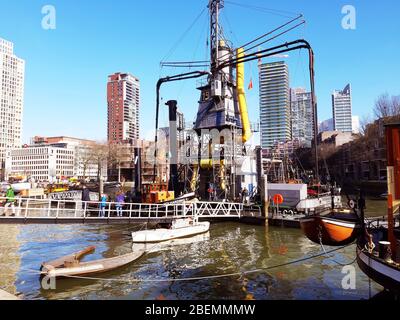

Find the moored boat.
xmin=356 ymin=225 xmax=400 ymax=293
xmin=40 ymin=246 xmax=144 ymax=278
xmin=131 ymin=217 xmax=210 ymax=243
xmin=300 ymin=212 xmax=361 ymax=246
xmin=356 ymin=121 xmax=400 ymax=293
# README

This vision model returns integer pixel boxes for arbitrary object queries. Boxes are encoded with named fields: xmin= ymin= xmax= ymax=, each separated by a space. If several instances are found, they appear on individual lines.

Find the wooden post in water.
xmin=260 ymin=175 xmax=269 ymax=226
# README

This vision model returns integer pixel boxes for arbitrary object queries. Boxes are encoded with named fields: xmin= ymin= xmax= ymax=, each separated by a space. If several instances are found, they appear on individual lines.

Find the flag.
xmin=248 ymin=78 xmax=253 ymax=90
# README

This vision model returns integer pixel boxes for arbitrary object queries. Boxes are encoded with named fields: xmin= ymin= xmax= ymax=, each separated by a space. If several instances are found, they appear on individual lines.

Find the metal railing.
xmin=0 ymin=197 xmax=257 ymax=222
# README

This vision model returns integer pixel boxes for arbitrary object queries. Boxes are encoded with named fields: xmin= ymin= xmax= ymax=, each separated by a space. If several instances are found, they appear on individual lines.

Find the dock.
xmin=0 ymin=197 xmax=262 ymax=224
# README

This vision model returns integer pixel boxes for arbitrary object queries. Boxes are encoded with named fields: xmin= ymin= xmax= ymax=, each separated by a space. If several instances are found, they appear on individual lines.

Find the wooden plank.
xmin=41 ymin=246 xmax=95 ymax=269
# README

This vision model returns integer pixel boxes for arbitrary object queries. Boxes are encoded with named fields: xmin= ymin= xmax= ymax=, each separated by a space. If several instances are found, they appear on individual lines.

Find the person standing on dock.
xmin=4 ymin=185 xmax=16 ymax=216
xmin=241 ymin=187 xmax=248 ymax=204
xmin=81 ymin=185 xmax=91 ymax=210
xmin=115 ymin=191 xmax=125 ymax=217
xmin=99 ymin=194 xmax=107 ymax=217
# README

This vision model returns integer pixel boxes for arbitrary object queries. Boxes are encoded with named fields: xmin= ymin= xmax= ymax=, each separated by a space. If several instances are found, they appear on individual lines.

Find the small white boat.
xmin=134 ymin=232 xmax=210 ymax=253
xmin=131 ymin=217 xmax=210 ymax=243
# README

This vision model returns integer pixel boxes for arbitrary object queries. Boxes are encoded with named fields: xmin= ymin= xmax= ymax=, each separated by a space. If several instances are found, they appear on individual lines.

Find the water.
xmin=0 ymin=198 xmax=386 ymax=300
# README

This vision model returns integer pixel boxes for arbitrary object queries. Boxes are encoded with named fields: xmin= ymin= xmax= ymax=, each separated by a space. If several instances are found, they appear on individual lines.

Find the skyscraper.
xmin=290 ymin=88 xmax=314 ymax=147
xmin=332 ymin=84 xmax=352 ymax=132
xmin=107 ymin=72 xmax=140 ymax=144
xmin=0 ymin=38 xmax=25 ymax=178
xmin=259 ymin=61 xmax=290 ymax=149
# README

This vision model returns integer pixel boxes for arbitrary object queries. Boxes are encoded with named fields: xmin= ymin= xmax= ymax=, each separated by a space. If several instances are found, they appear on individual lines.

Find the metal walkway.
xmin=0 ymin=197 xmax=262 ymax=224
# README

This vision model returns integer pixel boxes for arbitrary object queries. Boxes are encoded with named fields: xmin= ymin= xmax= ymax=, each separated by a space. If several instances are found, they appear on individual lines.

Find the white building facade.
xmin=5 ymin=146 xmax=74 ymax=182
xmin=5 ymin=136 xmax=106 ymax=182
xmin=0 ymin=38 xmax=25 ymax=176
xmin=332 ymin=84 xmax=353 ymax=133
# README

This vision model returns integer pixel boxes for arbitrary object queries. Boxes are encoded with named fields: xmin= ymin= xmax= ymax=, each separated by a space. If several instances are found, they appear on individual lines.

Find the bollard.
xmin=378 ymin=241 xmax=392 ymax=261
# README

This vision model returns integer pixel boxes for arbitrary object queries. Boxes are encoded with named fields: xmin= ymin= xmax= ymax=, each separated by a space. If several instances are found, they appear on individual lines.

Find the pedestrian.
xmin=81 ymin=185 xmax=90 ymax=210
xmin=4 ymin=185 xmax=16 ymax=216
xmin=241 ymin=187 xmax=248 ymax=204
xmin=115 ymin=191 xmax=125 ymax=217
xmin=125 ymin=190 xmax=132 ymax=204
xmin=99 ymin=194 xmax=107 ymax=217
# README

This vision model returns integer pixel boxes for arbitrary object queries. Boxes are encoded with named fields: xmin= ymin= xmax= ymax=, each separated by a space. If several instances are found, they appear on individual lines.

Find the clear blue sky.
xmin=1 ymin=0 xmax=399 ymax=143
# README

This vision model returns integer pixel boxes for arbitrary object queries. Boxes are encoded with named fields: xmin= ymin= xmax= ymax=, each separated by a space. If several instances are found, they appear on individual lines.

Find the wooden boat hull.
xmin=131 ymin=221 xmax=210 ymax=243
xmin=300 ymin=215 xmax=360 ymax=246
xmin=357 ymin=245 xmax=400 ymax=292
xmin=41 ymin=247 xmax=144 ymax=278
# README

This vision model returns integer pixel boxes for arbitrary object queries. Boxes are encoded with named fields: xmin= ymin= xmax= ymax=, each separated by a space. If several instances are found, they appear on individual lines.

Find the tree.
xmin=374 ymin=94 xmax=400 ymax=119
xmin=75 ymin=146 xmax=96 ymax=181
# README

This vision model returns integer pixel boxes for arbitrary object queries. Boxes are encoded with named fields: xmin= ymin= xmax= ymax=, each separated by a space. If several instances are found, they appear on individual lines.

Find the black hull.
xmin=356 ymin=246 xmax=400 ymax=293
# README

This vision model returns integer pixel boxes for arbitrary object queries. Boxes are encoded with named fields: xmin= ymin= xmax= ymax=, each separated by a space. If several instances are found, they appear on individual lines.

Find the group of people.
xmin=81 ymin=186 xmax=127 ymax=218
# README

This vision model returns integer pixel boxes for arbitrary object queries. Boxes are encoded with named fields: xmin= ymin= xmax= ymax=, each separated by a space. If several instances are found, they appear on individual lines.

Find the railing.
xmin=0 ymin=197 xmax=258 ymax=221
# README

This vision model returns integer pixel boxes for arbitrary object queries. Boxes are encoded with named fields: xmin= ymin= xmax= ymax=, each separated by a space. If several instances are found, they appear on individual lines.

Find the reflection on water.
xmin=0 ymin=214 xmax=384 ymax=300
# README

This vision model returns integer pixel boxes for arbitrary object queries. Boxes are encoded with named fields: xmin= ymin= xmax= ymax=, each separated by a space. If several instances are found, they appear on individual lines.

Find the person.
xmin=81 ymin=185 xmax=90 ymax=210
xmin=241 ymin=187 xmax=248 ymax=204
xmin=115 ymin=191 xmax=125 ymax=217
xmin=4 ymin=185 xmax=16 ymax=216
xmin=207 ymin=184 xmax=214 ymax=201
xmin=125 ymin=190 xmax=132 ymax=204
xmin=99 ymin=194 xmax=107 ymax=217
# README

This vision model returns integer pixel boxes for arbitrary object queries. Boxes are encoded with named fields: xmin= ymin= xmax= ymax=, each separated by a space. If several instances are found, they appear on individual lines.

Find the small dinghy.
xmin=40 ymin=246 xmax=144 ymax=278
xmin=131 ymin=217 xmax=210 ymax=243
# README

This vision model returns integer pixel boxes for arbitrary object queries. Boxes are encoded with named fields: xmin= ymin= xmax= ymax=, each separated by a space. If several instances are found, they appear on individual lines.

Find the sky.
xmin=0 ymin=0 xmax=399 ymax=143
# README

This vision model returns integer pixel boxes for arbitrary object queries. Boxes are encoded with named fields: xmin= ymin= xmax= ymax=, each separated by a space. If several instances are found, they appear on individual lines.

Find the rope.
xmin=318 ymin=232 xmax=358 ymax=267
xmin=31 ymin=243 xmax=352 ymax=284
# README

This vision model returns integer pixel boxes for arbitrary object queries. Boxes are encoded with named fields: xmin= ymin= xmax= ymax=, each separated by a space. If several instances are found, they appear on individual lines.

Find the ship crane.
xmin=154 ymin=0 xmax=318 ymax=202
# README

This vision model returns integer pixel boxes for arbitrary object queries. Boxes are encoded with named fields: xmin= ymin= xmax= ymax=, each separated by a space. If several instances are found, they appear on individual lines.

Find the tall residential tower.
xmin=0 ymin=38 xmax=25 ymax=178
xmin=259 ymin=61 xmax=291 ymax=149
xmin=290 ymin=88 xmax=314 ymax=147
xmin=332 ymin=84 xmax=352 ymax=133
xmin=107 ymin=72 xmax=140 ymax=144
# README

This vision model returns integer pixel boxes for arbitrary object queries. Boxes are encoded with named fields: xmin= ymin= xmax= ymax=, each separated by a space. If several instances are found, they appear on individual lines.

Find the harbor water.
xmin=0 ymin=198 xmax=387 ymax=300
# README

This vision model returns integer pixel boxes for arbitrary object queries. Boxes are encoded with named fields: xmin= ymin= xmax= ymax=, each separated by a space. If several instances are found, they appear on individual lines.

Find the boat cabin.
xmin=141 ymin=182 xmax=175 ymax=204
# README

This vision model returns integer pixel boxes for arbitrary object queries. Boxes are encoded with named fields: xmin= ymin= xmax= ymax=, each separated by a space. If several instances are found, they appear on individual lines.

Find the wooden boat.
xmin=357 ymin=226 xmax=400 ymax=293
xmin=356 ymin=122 xmax=400 ymax=293
xmin=300 ymin=212 xmax=361 ymax=246
xmin=40 ymin=245 xmax=144 ymax=278
xmin=132 ymin=217 xmax=210 ymax=243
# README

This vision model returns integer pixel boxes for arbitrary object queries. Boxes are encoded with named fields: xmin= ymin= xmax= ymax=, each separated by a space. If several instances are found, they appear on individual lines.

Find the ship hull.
xmin=300 ymin=215 xmax=360 ymax=246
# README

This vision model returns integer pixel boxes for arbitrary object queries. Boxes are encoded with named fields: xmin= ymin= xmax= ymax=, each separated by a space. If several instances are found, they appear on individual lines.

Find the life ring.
xmin=348 ymin=199 xmax=356 ymax=209
xmin=282 ymin=209 xmax=288 ymax=215
xmin=288 ymin=210 xmax=294 ymax=215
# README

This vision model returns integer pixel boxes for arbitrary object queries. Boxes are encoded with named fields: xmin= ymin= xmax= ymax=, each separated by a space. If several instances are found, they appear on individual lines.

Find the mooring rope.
xmin=24 ymin=243 xmax=353 ymax=283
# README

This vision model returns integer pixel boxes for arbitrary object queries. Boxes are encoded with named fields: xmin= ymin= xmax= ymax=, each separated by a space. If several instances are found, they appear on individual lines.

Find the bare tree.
xmin=359 ymin=114 xmax=373 ymax=136
xmin=374 ymin=94 xmax=400 ymax=119
xmin=75 ymin=146 xmax=96 ymax=181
